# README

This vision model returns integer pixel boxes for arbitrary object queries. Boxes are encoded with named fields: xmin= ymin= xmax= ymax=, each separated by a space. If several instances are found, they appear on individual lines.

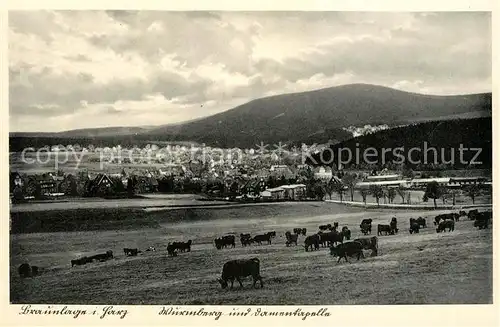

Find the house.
xmin=135 ymin=176 xmax=159 ymax=193
xmin=314 ymin=167 xmax=333 ymax=180
xmin=448 ymin=177 xmax=487 ymax=188
xmin=281 ymin=184 xmax=306 ymax=200
xmin=86 ymin=173 xmax=116 ymax=197
xmin=260 ymin=187 xmax=285 ymax=200
xmin=407 ymin=178 xmax=451 ymax=189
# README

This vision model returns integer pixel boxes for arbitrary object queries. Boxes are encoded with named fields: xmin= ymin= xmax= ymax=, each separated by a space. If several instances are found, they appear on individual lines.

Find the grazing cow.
xmin=304 ymin=234 xmax=321 ymax=252
xmin=252 ymin=232 xmax=274 ymax=245
xmin=88 ymin=250 xmax=113 ymax=262
xmin=218 ymin=258 xmax=264 ymax=289
xmin=285 ymin=231 xmax=298 ymax=246
xmin=341 ymin=227 xmax=351 ymax=240
xmin=123 ymin=248 xmax=141 ymax=256
xmin=409 ymin=218 xmax=420 ymax=234
xmin=215 ymin=236 xmax=236 ymax=249
xmin=360 ymin=219 xmax=373 ymax=235
xmin=353 ymin=236 xmax=378 ymax=256
xmin=390 ymin=217 xmax=398 ymax=234
xmin=167 ymin=243 xmax=178 ymax=257
xmin=468 ymin=209 xmax=479 ymax=220
xmin=416 ymin=217 xmax=427 ymax=228
xmin=319 ymin=224 xmax=332 ymax=231
xmin=474 ymin=211 xmax=492 ymax=229
xmin=377 ymin=224 xmax=392 ymax=236
xmin=329 ymin=241 xmax=365 ymax=263
xmin=172 ymin=240 xmax=192 ymax=252
xmin=318 ymin=231 xmax=344 ymax=247
xmin=71 ymin=256 xmax=91 ymax=267
xmin=240 ymin=233 xmax=253 ymax=246
xmin=436 ymin=220 xmax=455 ymax=233
xmin=434 ymin=213 xmax=459 ymax=226
xmin=18 ymin=263 xmax=32 ymax=278
xmin=293 ymin=228 xmax=307 ymax=236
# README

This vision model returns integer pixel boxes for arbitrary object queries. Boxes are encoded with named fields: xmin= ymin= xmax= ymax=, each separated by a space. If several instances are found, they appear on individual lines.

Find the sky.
xmin=8 ymin=11 xmax=492 ymax=132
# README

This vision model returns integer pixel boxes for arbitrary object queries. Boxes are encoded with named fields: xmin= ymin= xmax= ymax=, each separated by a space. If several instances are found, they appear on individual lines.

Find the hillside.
xmin=9 ymin=84 xmax=492 ymax=149
xmin=308 ymin=117 xmax=492 ymax=169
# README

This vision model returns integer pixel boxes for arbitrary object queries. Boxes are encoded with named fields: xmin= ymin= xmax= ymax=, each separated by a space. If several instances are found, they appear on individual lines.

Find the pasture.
xmin=10 ymin=202 xmax=492 ymax=305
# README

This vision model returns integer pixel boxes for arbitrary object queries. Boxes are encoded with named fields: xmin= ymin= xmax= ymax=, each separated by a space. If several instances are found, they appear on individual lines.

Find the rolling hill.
xmin=9 ymin=83 xmax=492 ymax=150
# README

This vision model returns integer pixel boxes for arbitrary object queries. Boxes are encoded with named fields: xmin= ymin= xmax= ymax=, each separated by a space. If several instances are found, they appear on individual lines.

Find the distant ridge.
xmin=10 ymin=83 xmax=491 ymax=149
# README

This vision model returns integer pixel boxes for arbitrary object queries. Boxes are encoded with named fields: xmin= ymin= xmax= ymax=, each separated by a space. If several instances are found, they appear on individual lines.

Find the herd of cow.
xmin=17 ymin=208 xmax=492 ymax=289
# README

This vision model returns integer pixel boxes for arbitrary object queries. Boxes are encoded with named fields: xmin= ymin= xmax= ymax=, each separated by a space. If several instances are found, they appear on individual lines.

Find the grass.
xmin=9 ymin=202 xmax=492 ymax=304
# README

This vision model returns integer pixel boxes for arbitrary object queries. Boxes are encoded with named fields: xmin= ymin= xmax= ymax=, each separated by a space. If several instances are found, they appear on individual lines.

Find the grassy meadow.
xmin=10 ymin=202 xmax=492 ymax=304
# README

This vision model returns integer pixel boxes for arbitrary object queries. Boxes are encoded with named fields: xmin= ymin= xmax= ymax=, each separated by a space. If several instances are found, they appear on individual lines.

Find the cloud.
xmin=8 ymin=11 xmax=492 ymax=132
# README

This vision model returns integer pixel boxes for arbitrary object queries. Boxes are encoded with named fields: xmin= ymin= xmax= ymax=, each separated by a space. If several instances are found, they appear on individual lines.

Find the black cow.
xmin=377 ymin=224 xmax=392 ymax=236
xmin=167 ymin=243 xmax=178 ymax=257
xmin=329 ymin=241 xmax=365 ymax=263
xmin=285 ymin=231 xmax=298 ymax=246
xmin=31 ymin=265 xmax=39 ymax=276
xmin=390 ymin=217 xmax=398 ymax=234
xmin=360 ymin=219 xmax=373 ymax=235
xmin=416 ymin=217 xmax=427 ymax=228
xmin=353 ymin=236 xmax=378 ymax=256
xmin=88 ymin=250 xmax=113 ymax=262
xmin=252 ymin=232 xmax=274 ymax=245
xmin=319 ymin=224 xmax=332 ymax=231
xmin=329 ymin=222 xmax=339 ymax=231
xmin=468 ymin=209 xmax=479 ymax=220
xmin=341 ymin=227 xmax=351 ymax=240
xmin=409 ymin=218 xmax=420 ymax=234
xmin=293 ymin=228 xmax=307 ymax=236
xmin=172 ymin=240 xmax=192 ymax=252
xmin=304 ymin=234 xmax=320 ymax=252
xmin=459 ymin=210 xmax=467 ymax=217
xmin=435 ymin=213 xmax=459 ymax=226
xmin=474 ymin=211 xmax=492 ymax=229
xmin=123 ymin=248 xmax=141 ymax=256
xmin=218 ymin=258 xmax=263 ymax=289
xmin=215 ymin=236 xmax=236 ymax=249
xmin=18 ymin=263 xmax=31 ymax=278
xmin=71 ymin=256 xmax=92 ymax=267
xmin=240 ymin=233 xmax=253 ymax=246
xmin=318 ymin=231 xmax=344 ymax=247
xmin=436 ymin=220 xmax=455 ymax=233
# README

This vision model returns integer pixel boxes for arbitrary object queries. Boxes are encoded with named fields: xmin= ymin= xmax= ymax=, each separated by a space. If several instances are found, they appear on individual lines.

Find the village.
xmin=9 ymin=142 xmax=491 ymax=207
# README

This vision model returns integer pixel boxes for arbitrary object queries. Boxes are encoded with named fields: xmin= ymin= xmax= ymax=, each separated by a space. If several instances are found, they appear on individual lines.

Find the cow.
xmin=71 ymin=256 xmax=91 ymax=267
xmin=240 ymin=233 xmax=253 ymax=246
xmin=318 ymin=231 xmax=344 ymax=247
xmin=172 ymin=240 xmax=192 ymax=253
xmin=123 ymin=248 xmax=141 ymax=256
xmin=319 ymin=224 xmax=332 ymax=231
xmin=329 ymin=241 xmax=365 ymax=263
xmin=266 ymin=231 xmax=277 ymax=238
xmin=285 ymin=231 xmax=298 ymax=246
xmin=88 ymin=250 xmax=113 ymax=262
xmin=434 ymin=213 xmax=458 ymax=226
xmin=409 ymin=218 xmax=420 ymax=234
xmin=474 ymin=211 xmax=492 ymax=229
xmin=416 ymin=217 xmax=427 ymax=228
xmin=341 ymin=227 xmax=351 ymax=240
xmin=468 ymin=209 xmax=479 ymax=220
xmin=459 ymin=210 xmax=467 ymax=217
xmin=328 ymin=222 xmax=339 ymax=231
xmin=390 ymin=217 xmax=398 ymax=234
xmin=353 ymin=236 xmax=378 ymax=256
xmin=360 ymin=219 xmax=373 ymax=235
xmin=252 ymin=232 xmax=274 ymax=245
xmin=293 ymin=228 xmax=307 ymax=236
xmin=30 ymin=265 xmax=39 ymax=276
xmin=377 ymin=224 xmax=392 ymax=236
xmin=215 ymin=236 xmax=236 ymax=249
xmin=18 ymin=263 xmax=31 ymax=278
xmin=218 ymin=258 xmax=263 ymax=289
xmin=436 ymin=220 xmax=455 ymax=233
xmin=304 ymin=234 xmax=321 ymax=252
xmin=167 ymin=243 xmax=178 ymax=257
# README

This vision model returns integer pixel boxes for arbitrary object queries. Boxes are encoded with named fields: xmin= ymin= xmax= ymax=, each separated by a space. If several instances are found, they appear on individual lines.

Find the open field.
xmin=10 ymin=202 xmax=492 ymax=304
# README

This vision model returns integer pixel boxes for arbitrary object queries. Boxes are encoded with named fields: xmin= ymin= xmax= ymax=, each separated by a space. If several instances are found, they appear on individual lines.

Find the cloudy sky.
xmin=9 ymin=11 xmax=491 ymax=132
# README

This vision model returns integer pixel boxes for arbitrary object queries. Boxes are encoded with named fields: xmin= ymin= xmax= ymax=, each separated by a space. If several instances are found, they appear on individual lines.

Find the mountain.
xmin=9 ymin=84 xmax=492 ymax=149
xmin=307 ymin=117 xmax=492 ymax=170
